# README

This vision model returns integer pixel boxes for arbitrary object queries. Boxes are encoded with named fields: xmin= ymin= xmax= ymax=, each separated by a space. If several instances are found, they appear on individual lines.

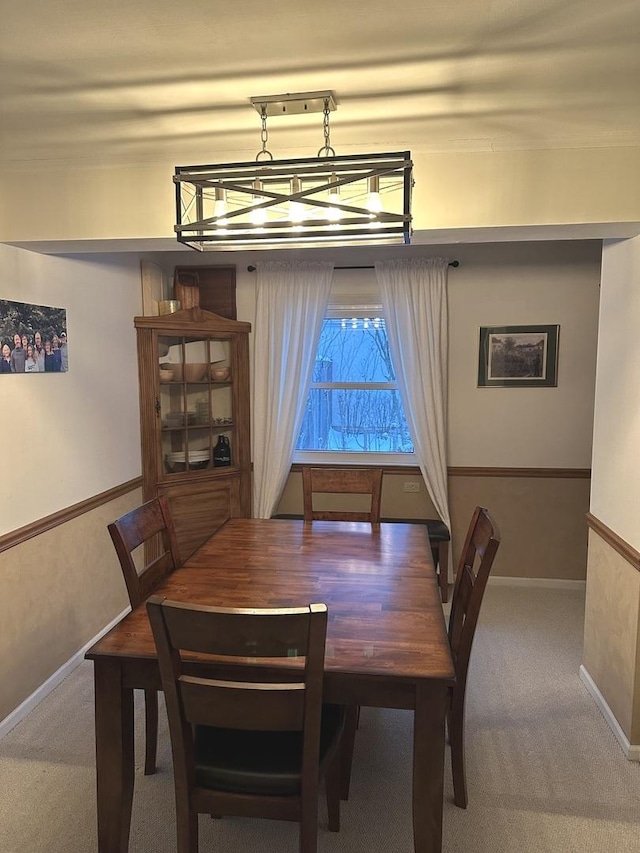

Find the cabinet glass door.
xmin=157 ymin=334 xmax=234 ymax=476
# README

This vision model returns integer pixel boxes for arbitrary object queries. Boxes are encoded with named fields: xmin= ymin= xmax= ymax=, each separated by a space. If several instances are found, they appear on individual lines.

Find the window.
xmin=295 ymin=314 xmax=414 ymax=459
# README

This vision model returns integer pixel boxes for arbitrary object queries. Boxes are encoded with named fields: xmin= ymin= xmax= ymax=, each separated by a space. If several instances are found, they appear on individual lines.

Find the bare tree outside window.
xmin=297 ymin=318 xmax=414 ymax=453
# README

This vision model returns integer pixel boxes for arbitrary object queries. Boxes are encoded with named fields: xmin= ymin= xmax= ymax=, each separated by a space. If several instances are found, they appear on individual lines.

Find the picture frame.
xmin=1 ymin=298 xmax=69 ymax=374
xmin=478 ymin=324 xmax=559 ymax=388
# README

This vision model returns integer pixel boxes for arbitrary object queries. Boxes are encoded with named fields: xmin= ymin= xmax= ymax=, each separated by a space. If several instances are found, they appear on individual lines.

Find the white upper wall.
xmin=153 ymin=241 xmax=601 ymax=470
xmin=0 ymin=245 xmax=142 ymax=535
xmin=448 ymin=241 xmax=601 ymax=467
xmin=590 ymin=235 xmax=640 ymax=550
xmin=0 ymin=239 xmax=601 ymax=538
xmin=1 ymin=147 xmax=640 ymax=243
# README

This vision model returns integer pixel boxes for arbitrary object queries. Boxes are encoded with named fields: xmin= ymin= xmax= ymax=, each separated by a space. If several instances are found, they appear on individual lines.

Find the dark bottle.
xmin=213 ymin=435 xmax=231 ymax=467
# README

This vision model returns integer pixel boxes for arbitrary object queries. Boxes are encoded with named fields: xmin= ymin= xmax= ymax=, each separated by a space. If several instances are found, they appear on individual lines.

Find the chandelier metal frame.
xmin=173 ymin=92 xmax=413 ymax=250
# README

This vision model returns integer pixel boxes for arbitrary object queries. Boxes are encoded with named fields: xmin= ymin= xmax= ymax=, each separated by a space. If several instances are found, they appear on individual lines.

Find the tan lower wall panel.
xmin=583 ymin=529 xmax=640 ymax=741
xmin=0 ymin=486 xmax=142 ymax=722
xmin=448 ymin=475 xmax=591 ymax=580
xmin=276 ymin=471 xmax=439 ymax=519
xmin=277 ymin=470 xmax=589 ymax=581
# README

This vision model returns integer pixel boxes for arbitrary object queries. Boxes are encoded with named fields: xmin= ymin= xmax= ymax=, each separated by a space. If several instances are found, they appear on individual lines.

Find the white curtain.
xmin=376 ymin=258 xmax=451 ymax=573
xmin=252 ymin=260 xmax=333 ymax=518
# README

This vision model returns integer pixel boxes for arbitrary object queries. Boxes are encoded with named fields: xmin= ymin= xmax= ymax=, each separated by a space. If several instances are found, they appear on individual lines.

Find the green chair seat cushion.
xmin=194 ymin=703 xmax=345 ymax=796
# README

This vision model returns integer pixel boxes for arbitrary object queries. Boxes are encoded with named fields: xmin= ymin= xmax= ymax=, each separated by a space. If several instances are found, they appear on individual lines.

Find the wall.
xmin=448 ymin=242 xmax=600 ymax=468
xmin=275 ymin=469 xmax=591 ymax=582
xmin=0 ymin=237 xmax=601 ymax=726
xmin=1 ymin=147 xmax=639 ymax=242
xmin=0 ymin=244 xmax=143 ymax=722
xmin=152 ymin=238 xmax=600 ymax=459
xmin=268 ymin=240 xmax=600 ymax=579
xmin=0 ymin=487 xmax=141 ymax=722
xmin=583 ymin=234 xmax=640 ymax=748
xmin=589 ymin=236 xmax=640 ymax=547
xmin=0 ymin=245 xmax=142 ymax=534
xmin=448 ymin=473 xmax=590 ymax=581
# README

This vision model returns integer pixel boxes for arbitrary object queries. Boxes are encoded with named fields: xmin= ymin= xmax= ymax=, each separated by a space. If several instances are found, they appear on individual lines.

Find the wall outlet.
xmin=403 ymin=481 xmax=420 ymax=493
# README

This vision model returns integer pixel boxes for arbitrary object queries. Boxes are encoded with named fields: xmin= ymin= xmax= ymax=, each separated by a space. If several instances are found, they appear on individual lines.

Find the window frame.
xmin=293 ymin=301 xmax=416 ymax=467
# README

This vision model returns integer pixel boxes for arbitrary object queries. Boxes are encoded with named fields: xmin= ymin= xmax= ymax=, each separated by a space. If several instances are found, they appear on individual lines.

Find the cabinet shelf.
xmin=161 ymin=421 xmax=235 ymax=432
xmin=159 ymin=380 xmax=232 ymax=386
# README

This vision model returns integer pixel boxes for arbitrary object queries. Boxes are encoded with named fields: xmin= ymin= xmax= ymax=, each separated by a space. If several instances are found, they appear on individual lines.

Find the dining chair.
xmin=107 ymin=495 xmax=182 ymax=775
xmin=300 ymin=466 xmax=382 ymax=799
xmin=426 ymin=518 xmax=451 ymax=603
xmin=301 ymin=467 xmax=382 ymax=523
xmin=447 ymin=505 xmax=501 ymax=808
xmin=147 ymin=596 xmax=345 ymax=853
xmin=339 ymin=506 xmax=500 ymax=807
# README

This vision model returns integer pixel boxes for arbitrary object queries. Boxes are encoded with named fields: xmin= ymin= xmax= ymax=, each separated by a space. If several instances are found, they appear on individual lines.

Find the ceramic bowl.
xmin=183 ymin=363 xmax=208 ymax=382
xmin=167 ymin=362 xmax=207 ymax=382
xmin=159 ymin=368 xmax=173 ymax=382
xmin=211 ymin=366 xmax=230 ymax=382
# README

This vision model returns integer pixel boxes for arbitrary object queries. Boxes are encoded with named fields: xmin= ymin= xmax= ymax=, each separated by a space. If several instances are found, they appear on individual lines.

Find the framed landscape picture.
xmin=478 ymin=325 xmax=559 ymax=388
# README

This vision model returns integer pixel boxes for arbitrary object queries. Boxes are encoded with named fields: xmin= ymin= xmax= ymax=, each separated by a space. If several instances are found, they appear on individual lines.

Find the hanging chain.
xmin=255 ymin=104 xmax=273 ymax=161
xmin=317 ymin=98 xmax=336 ymax=158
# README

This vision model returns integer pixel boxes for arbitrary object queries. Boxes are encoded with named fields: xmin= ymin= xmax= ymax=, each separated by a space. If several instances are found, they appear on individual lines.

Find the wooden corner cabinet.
xmin=135 ymin=306 xmax=251 ymax=560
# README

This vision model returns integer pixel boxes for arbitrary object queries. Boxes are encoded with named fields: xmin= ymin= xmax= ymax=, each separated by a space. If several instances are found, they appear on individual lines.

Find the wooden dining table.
xmin=86 ymin=517 xmax=455 ymax=853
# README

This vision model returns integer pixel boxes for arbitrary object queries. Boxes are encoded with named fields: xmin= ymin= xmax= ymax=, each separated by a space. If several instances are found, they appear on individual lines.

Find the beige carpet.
xmin=2 ymin=585 xmax=640 ymax=852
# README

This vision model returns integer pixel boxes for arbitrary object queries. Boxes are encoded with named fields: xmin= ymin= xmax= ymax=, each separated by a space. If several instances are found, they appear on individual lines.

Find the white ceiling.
xmin=2 ymin=0 xmax=639 ymax=170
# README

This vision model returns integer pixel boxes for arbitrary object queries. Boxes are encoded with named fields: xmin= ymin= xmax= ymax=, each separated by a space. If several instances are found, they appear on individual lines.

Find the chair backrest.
xmin=448 ymin=507 xmax=501 ymax=691
xmin=147 ymin=596 xmax=328 ymax=797
xmin=108 ymin=496 xmax=182 ymax=608
xmin=301 ymin=467 xmax=382 ymax=523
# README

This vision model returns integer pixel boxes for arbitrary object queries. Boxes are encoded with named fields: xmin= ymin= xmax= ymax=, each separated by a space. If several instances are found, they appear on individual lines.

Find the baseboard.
xmin=579 ymin=665 xmax=640 ymax=761
xmin=488 ymin=576 xmax=586 ymax=590
xmin=0 ymin=606 xmax=130 ymax=741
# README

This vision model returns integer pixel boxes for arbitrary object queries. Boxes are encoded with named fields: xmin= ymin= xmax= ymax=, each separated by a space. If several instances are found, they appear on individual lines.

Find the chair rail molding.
xmin=0 ymin=478 xmax=142 ymax=554
xmin=586 ymin=512 xmax=640 ymax=572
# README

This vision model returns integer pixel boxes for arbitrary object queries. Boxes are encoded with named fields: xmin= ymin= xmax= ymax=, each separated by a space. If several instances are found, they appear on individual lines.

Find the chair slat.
xmin=302 ymin=467 xmax=382 ymax=523
xmin=161 ymin=600 xmax=319 ymax=658
xmin=108 ymin=496 xmax=181 ymax=607
xmin=179 ymin=676 xmax=306 ymax=730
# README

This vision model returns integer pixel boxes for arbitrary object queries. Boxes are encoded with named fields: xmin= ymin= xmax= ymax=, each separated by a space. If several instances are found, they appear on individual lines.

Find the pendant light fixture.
xmin=173 ymin=91 xmax=413 ymax=249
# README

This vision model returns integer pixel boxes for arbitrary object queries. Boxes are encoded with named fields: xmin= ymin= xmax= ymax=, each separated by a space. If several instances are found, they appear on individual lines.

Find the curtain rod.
xmin=247 ymin=260 xmax=459 ymax=272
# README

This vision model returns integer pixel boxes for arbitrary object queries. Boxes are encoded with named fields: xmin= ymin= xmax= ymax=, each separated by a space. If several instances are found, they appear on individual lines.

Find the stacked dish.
xmin=165 ymin=449 xmax=211 ymax=472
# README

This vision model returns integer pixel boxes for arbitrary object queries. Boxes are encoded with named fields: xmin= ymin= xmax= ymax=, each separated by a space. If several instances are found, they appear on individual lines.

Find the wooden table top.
xmin=88 ymin=518 xmax=454 ymax=685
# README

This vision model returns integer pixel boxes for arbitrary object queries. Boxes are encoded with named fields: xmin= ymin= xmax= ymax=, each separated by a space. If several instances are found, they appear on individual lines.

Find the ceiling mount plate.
xmin=250 ymin=91 xmax=337 ymax=117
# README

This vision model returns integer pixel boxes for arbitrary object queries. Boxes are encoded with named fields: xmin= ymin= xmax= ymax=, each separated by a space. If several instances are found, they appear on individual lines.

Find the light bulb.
xmin=327 ymin=173 xmax=342 ymax=222
xmin=367 ymin=175 xmax=383 ymax=216
xmin=214 ymin=187 xmax=227 ymax=228
xmin=250 ymin=179 xmax=266 ymax=226
xmin=289 ymin=176 xmax=305 ymax=224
